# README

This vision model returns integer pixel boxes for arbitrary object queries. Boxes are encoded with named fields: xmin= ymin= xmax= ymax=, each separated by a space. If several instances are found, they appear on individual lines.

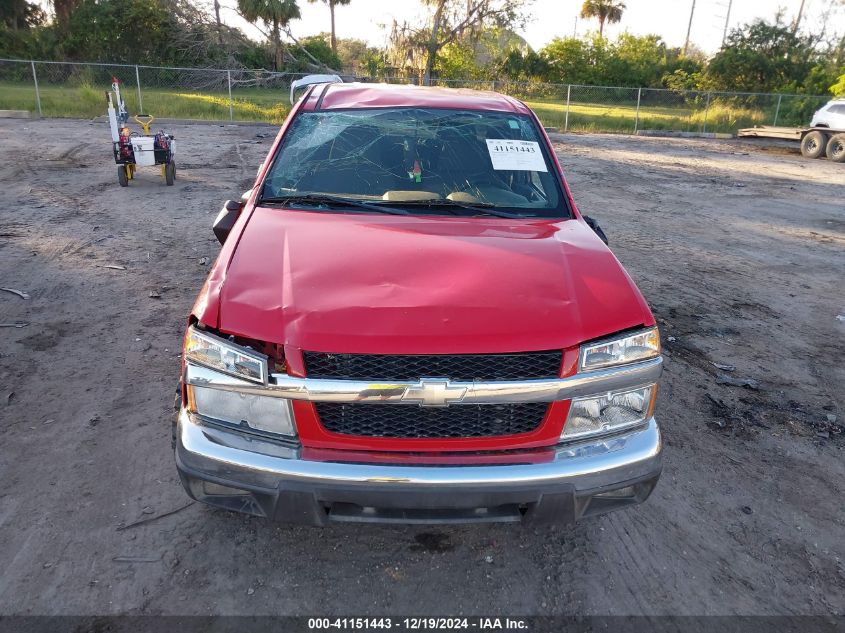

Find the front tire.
xmin=165 ymin=161 xmax=176 ymax=186
xmin=801 ymin=131 xmax=827 ymax=159
xmin=825 ymin=134 xmax=845 ymax=163
xmin=118 ymin=165 xmax=129 ymax=187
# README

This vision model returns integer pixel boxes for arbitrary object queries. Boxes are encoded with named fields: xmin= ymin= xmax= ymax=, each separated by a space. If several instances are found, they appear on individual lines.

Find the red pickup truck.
xmin=174 ymin=81 xmax=663 ymax=525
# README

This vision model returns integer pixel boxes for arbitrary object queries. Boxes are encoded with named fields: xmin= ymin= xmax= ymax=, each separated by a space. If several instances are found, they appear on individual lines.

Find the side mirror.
xmin=213 ymin=199 xmax=244 ymax=245
xmin=582 ymin=215 xmax=608 ymax=246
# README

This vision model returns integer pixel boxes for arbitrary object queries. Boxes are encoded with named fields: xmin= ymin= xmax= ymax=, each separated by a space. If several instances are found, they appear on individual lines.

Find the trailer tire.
xmin=801 ymin=131 xmax=827 ymax=159
xmin=165 ymin=161 xmax=176 ymax=186
xmin=826 ymin=134 xmax=845 ymax=163
xmin=118 ymin=165 xmax=129 ymax=187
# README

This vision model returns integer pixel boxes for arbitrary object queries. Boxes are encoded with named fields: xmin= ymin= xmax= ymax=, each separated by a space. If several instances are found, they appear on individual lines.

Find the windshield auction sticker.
xmin=485 ymin=139 xmax=548 ymax=172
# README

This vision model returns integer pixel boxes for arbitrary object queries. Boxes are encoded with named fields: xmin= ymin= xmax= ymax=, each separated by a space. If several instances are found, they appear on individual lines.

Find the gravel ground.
xmin=0 ymin=119 xmax=843 ymax=617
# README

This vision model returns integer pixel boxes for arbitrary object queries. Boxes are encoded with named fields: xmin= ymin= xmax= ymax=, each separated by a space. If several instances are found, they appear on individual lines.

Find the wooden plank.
xmin=737 ymin=126 xmax=804 ymax=140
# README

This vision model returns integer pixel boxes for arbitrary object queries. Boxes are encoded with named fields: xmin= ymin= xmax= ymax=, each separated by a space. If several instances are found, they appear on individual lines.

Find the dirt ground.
xmin=0 ymin=118 xmax=843 ymax=617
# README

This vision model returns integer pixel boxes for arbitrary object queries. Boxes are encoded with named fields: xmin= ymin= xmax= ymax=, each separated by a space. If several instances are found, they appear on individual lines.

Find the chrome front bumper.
xmin=175 ymin=409 xmax=663 ymax=525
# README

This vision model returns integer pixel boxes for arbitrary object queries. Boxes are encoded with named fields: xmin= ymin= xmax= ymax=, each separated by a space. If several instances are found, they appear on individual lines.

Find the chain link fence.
xmin=429 ymin=79 xmax=829 ymax=134
xmin=0 ymin=58 xmax=832 ymax=134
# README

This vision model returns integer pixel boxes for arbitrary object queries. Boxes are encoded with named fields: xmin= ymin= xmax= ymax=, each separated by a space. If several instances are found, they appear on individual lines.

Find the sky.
xmin=215 ymin=0 xmax=844 ymax=55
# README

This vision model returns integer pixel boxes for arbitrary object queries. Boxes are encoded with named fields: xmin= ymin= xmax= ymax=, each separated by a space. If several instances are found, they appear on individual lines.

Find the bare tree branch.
xmin=388 ymin=0 xmax=530 ymax=83
xmin=282 ymin=26 xmax=340 ymax=73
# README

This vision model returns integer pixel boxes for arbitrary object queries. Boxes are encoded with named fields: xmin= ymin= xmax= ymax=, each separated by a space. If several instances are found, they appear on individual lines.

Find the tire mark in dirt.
xmin=233 ymin=141 xmax=259 ymax=191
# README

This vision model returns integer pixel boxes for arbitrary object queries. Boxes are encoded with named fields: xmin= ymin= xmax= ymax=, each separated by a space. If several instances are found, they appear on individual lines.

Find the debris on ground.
xmin=115 ymin=502 xmax=195 ymax=531
xmin=0 ymin=287 xmax=30 ymax=299
xmin=103 ymin=265 xmax=126 ymax=270
xmin=148 ymin=291 xmax=162 ymax=299
xmin=712 ymin=362 xmax=737 ymax=372
xmin=810 ymin=413 xmax=844 ymax=439
xmin=0 ymin=322 xmax=29 ymax=328
xmin=113 ymin=556 xmax=160 ymax=563
xmin=704 ymin=393 xmax=750 ymax=435
xmin=716 ymin=375 xmax=760 ymax=390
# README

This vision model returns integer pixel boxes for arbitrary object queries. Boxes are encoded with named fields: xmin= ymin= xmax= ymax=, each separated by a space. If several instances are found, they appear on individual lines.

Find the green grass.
xmin=0 ymin=80 xmax=776 ymax=133
xmin=0 ymin=82 xmax=292 ymax=123
xmin=525 ymin=98 xmax=772 ymax=134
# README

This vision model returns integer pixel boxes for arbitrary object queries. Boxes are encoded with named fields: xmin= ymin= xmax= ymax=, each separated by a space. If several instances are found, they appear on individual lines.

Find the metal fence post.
xmin=227 ymin=70 xmax=234 ymax=121
xmin=773 ymin=94 xmax=782 ymax=126
xmin=135 ymin=65 xmax=143 ymax=114
xmin=564 ymin=84 xmax=571 ymax=133
xmin=634 ymin=87 xmax=642 ymax=134
xmin=703 ymin=92 xmax=711 ymax=133
xmin=30 ymin=60 xmax=42 ymax=117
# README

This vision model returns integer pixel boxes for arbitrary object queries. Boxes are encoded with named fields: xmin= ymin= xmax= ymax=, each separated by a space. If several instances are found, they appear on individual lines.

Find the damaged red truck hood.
xmin=213 ymin=208 xmax=654 ymax=355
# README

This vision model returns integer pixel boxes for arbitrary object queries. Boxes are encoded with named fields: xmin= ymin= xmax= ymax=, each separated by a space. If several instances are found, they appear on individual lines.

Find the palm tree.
xmin=237 ymin=0 xmax=301 ymax=70
xmin=52 ymin=0 xmax=79 ymax=26
xmin=307 ymin=0 xmax=351 ymax=53
xmin=580 ymin=0 xmax=625 ymax=37
xmin=213 ymin=0 xmax=223 ymax=45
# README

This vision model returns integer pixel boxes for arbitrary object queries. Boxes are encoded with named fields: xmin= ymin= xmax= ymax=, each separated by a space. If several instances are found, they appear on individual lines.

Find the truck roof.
xmin=299 ymin=82 xmax=532 ymax=115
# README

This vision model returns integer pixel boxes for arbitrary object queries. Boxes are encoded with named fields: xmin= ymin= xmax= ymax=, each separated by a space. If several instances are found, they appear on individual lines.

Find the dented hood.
xmin=217 ymin=208 xmax=654 ymax=354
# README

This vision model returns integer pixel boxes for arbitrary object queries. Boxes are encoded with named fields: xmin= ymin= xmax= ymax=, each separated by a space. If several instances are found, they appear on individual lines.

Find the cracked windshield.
xmin=261 ymin=108 xmax=568 ymax=217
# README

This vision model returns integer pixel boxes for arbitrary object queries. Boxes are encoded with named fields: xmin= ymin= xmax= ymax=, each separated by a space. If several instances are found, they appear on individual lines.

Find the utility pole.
xmin=684 ymin=0 xmax=696 ymax=56
xmin=721 ymin=0 xmax=733 ymax=47
xmin=573 ymin=16 xmax=578 ymax=37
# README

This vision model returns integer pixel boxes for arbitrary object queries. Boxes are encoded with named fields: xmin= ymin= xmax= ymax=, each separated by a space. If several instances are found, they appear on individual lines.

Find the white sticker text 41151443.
xmin=485 ymin=139 xmax=548 ymax=172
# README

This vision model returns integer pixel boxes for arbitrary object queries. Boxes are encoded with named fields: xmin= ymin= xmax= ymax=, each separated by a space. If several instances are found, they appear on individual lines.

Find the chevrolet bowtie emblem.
xmin=401 ymin=378 xmax=467 ymax=407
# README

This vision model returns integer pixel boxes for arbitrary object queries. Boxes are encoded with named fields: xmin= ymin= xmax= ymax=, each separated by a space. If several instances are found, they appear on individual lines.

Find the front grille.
xmin=315 ymin=402 xmax=548 ymax=438
xmin=303 ymin=351 xmax=562 ymax=381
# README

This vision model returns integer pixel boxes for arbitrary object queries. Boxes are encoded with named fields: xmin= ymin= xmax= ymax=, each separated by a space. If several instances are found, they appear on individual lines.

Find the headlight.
xmin=562 ymin=385 xmax=656 ymax=440
xmin=184 ymin=326 xmax=268 ymax=384
xmin=187 ymin=385 xmax=296 ymax=437
xmin=579 ymin=327 xmax=660 ymax=372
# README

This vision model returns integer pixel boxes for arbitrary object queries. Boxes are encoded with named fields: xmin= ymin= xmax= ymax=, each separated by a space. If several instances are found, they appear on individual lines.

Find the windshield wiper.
xmin=259 ymin=193 xmax=528 ymax=219
xmin=259 ymin=193 xmax=410 ymax=216
xmin=391 ymin=199 xmax=526 ymax=219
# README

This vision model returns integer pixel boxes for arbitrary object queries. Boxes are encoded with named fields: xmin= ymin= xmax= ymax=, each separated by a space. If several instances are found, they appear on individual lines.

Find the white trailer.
xmin=737 ymin=126 xmax=845 ymax=162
